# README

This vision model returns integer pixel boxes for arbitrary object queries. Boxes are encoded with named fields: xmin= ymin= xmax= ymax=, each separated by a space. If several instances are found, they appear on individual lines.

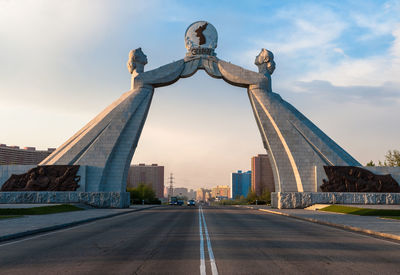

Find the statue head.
xmin=127 ymin=48 xmax=148 ymax=74
xmin=255 ymin=48 xmax=275 ymax=75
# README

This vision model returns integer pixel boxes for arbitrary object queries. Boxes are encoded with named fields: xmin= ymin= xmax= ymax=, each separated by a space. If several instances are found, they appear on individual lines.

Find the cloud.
xmin=293 ymin=80 xmax=400 ymax=105
xmin=350 ymin=1 xmax=400 ymax=40
xmin=301 ymin=24 xmax=400 ymax=87
xmin=259 ymin=4 xmax=345 ymax=53
xmin=237 ymin=3 xmax=400 ymax=100
xmin=0 ymin=0 xmax=164 ymax=114
xmin=0 ymin=1 xmax=114 ymax=56
xmin=235 ymin=3 xmax=349 ymax=79
xmin=333 ymin=47 xmax=346 ymax=56
xmin=234 ymin=2 xmax=400 ymax=89
xmin=390 ymin=25 xmax=400 ymax=58
xmin=0 ymin=1 xmax=114 ymax=105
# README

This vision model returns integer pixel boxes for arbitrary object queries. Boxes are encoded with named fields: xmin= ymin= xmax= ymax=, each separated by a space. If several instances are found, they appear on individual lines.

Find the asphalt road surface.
xmin=0 ymin=206 xmax=400 ymax=274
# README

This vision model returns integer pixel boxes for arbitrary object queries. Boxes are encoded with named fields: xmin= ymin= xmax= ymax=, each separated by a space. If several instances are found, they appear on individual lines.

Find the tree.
xmin=366 ymin=160 xmax=375 ymax=166
xmin=367 ymin=150 xmax=400 ymax=167
xmin=245 ymin=189 xmax=271 ymax=205
xmin=127 ymin=183 xmax=160 ymax=204
xmin=260 ymin=189 xmax=271 ymax=204
xmin=384 ymin=150 xmax=400 ymax=167
xmin=246 ymin=190 xmax=257 ymax=203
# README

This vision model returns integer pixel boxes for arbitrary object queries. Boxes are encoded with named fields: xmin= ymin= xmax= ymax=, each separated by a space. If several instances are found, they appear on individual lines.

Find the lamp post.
xmin=142 ymin=186 xmax=145 ymax=205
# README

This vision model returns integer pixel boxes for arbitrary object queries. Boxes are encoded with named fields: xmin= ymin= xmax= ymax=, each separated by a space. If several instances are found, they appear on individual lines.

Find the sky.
xmin=1 ymin=0 xmax=400 ymax=190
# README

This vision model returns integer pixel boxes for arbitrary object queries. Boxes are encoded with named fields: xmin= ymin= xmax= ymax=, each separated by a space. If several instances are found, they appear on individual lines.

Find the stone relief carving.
xmin=127 ymin=47 xmax=148 ymax=75
xmin=1 ymin=166 xmax=81 ymax=192
xmin=255 ymin=48 xmax=276 ymax=76
xmin=320 ymin=166 xmax=400 ymax=192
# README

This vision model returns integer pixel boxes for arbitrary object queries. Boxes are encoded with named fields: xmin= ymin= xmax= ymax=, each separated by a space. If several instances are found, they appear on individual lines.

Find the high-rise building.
xmin=0 ymin=144 xmax=55 ymax=165
xmin=196 ymin=188 xmax=211 ymax=202
xmin=231 ymin=170 xmax=251 ymax=199
xmin=251 ymin=154 xmax=275 ymax=196
xmin=211 ymin=185 xmax=230 ymax=200
xmin=127 ymin=164 xmax=164 ymax=198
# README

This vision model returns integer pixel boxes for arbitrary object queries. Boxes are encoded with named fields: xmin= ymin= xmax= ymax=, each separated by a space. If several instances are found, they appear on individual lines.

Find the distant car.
xmin=169 ymin=196 xmax=178 ymax=205
xmin=187 ymin=200 xmax=196 ymax=206
xmin=177 ymin=199 xmax=184 ymax=206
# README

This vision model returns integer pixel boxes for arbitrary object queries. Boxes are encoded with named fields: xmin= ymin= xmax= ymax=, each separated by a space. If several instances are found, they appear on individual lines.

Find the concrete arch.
xmin=40 ymin=54 xmax=360 ymax=195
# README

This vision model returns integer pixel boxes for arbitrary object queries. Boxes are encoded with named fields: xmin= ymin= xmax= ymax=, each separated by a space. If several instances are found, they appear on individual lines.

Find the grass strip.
xmin=0 ymin=215 xmax=23 ymax=219
xmin=0 ymin=204 xmax=83 ymax=216
xmin=320 ymin=205 xmax=400 ymax=216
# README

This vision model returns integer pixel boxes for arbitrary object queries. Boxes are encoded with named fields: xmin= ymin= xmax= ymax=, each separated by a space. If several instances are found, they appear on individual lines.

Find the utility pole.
xmin=168 ymin=173 xmax=174 ymax=199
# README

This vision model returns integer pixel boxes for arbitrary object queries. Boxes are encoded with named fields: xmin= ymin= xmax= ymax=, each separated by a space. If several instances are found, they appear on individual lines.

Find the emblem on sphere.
xmin=185 ymin=21 xmax=218 ymax=56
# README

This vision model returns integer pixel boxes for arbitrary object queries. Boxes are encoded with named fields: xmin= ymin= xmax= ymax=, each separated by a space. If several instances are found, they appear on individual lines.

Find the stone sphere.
xmin=184 ymin=21 xmax=218 ymax=51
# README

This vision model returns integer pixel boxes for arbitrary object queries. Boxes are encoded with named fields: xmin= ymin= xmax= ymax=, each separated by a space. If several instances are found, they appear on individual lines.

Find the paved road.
xmin=0 ymin=206 xmax=400 ymax=274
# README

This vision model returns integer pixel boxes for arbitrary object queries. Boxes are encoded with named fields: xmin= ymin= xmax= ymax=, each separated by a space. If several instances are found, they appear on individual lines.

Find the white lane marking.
xmin=200 ymin=206 xmax=219 ymax=275
xmin=199 ymin=207 xmax=206 ymax=275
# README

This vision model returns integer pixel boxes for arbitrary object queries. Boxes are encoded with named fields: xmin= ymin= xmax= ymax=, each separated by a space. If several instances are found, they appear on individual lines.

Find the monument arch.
xmin=39 ymin=21 xmax=360 ymax=206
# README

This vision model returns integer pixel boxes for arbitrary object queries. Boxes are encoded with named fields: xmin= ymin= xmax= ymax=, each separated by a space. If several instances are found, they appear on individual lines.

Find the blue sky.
xmin=1 ymin=0 xmax=400 ymax=189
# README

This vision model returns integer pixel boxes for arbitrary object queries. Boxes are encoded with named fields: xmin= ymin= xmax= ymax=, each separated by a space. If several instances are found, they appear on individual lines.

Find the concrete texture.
xmin=272 ymin=191 xmax=400 ymax=209
xmin=0 ymin=191 xmax=130 ymax=208
xmin=248 ymin=85 xmax=361 ymax=193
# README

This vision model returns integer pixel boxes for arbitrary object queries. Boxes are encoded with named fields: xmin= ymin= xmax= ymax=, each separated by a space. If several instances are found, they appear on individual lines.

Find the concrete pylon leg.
xmin=40 ymin=85 xmax=154 ymax=192
xmin=248 ymin=86 xmax=301 ymax=193
xmin=99 ymin=86 xmax=154 ymax=192
xmin=248 ymin=84 xmax=360 ymax=192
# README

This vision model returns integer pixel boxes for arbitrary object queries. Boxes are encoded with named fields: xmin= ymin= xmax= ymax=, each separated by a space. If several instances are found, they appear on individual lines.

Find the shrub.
xmin=127 ymin=184 xmax=160 ymax=204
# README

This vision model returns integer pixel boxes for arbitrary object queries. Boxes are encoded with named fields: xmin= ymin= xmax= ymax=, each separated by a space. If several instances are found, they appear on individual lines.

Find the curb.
xmin=256 ymin=208 xmax=400 ymax=242
xmin=0 ymin=205 xmax=160 ymax=243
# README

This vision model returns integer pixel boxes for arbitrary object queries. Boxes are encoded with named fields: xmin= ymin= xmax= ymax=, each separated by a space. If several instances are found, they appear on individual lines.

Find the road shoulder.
xmin=0 ymin=205 xmax=160 ymax=242
xmin=237 ymin=205 xmax=400 ymax=242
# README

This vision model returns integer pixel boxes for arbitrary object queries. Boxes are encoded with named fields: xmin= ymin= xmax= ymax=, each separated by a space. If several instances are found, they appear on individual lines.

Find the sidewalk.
xmin=0 ymin=205 xmax=159 ymax=242
xmin=240 ymin=205 xmax=400 ymax=241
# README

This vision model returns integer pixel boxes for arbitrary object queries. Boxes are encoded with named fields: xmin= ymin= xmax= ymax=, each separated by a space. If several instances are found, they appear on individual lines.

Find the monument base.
xmin=0 ymin=191 xmax=130 ymax=208
xmin=272 ymin=192 xmax=400 ymax=209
